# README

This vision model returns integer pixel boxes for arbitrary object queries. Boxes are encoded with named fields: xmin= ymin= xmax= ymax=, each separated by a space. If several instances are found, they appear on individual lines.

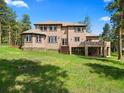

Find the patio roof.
xmin=22 ymin=29 xmax=46 ymax=35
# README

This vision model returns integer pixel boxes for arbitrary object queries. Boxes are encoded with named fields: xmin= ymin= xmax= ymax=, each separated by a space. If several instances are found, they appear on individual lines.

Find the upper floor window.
xmin=77 ymin=27 xmax=81 ymax=31
xmin=36 ymin=35 xmax=42 ymax=43
xmin=40 ymin=26 xmax=47 ymax=31
xmin=40 ymin=27 xmax=43 ymax=31
xmin=82 ymin=28 xmax=84 ymax=32
xmin=75 ymin=37 xmax=80 ymax=42
xmin=25 ymin=35 xmax=32 ymax=42
xmin=48 ymin=36 xmax=57 ymax=43
xmin=44 ymin=26 xmax=47 ymax=31
xmin=75 ymin=27 xmax=81 ymax=32
xmin=49 ymin=26 xmax=57 ymax=31
xmin=49 ymin=26 xmax=53 ymax=31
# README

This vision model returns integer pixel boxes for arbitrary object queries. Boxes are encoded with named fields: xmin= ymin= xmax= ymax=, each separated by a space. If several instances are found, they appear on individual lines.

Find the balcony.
xmin=79 ymin=41 xmax=108 ymax=47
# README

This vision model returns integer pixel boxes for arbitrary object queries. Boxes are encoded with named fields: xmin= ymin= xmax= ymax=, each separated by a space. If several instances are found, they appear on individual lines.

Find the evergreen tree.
xmin=0 ymin=0 xmax=8 ymax=44
xmin=110 ymin=27 xmax=118 ymax=52
xmin=21 ymin=14 xmax=31 ymax=31
xmin=83 ymin=16 xmax=91 ymax=33
xmin=6 ymin=8 xmax=17 ymax=45
xmin=79 ymin=16 xmax=91 ymax=33
xmin=101 ymin=23 xmax=111 ymax=41
xmin=106 ymin=0 xmax=124 ymax=60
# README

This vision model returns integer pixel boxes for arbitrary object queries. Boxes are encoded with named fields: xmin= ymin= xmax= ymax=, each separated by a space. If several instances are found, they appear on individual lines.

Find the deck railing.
xmin=79 ymin=41 xmax=104 ymax=47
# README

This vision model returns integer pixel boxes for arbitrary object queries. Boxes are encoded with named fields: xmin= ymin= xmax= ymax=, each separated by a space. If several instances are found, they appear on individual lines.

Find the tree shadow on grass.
xmin=78 ymin=56 xmax=124 ymax=65
xmin=0 ymin=59 xmax=69 ymax=93
xmin=85 ymin=63 xmax=124 ymax=80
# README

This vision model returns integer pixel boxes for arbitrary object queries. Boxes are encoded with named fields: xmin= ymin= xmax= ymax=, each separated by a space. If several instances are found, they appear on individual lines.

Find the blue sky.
xmin=5 ymin=0 xmax=112 ymax=34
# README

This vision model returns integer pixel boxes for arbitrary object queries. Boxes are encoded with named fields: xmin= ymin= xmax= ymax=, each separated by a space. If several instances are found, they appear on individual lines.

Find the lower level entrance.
xmin=71 ymin=47 xmax=101 ymax=56
xmin=88 ymin=47 xmax=101 ymax=56
xmin=72 ymin=47 xmax=85 ymax=55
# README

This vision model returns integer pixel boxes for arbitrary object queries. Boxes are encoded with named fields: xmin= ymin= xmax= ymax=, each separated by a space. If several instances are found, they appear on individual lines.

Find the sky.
xmin=4 ymin=0 xmax=113 ymax=35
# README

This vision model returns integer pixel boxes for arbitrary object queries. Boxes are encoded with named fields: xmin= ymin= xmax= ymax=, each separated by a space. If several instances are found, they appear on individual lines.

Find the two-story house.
xmin=22 ymin=21 xmax=111 ymax=57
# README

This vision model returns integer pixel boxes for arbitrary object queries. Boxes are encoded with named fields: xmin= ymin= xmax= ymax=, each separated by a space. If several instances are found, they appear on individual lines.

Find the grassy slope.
xmin=0 ymin=45 xmax=124 ymax=93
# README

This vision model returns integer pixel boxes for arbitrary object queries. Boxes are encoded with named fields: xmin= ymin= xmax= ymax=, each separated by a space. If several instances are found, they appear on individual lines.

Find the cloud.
xmin=100 ymin=16 xmax=110 ymax=22
xmin=104 ymin=0 xmax=113 ymax=3
xmin=5 ymin=0 xmax=29 ymax=8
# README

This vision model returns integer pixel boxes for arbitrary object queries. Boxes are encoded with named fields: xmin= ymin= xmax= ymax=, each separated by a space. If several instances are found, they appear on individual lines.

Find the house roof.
xmin=22 ymin=29 xmax=46 ymax=35
xmin=34 ymin=21 xmax=86 ymax=26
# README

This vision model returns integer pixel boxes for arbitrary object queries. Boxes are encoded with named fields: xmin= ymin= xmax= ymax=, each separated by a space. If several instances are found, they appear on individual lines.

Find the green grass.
xmin=0 ymin=45 xmax=124 ymax=93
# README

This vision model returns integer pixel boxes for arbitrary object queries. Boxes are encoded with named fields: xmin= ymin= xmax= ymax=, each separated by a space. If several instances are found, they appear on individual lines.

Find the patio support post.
xmin=100 ymin=47 xmax=103 ymax=56
xmin=69 ymin=46 xmax=72 ymax=55
xmin=85 ymin=46 xmax=88 ymax=56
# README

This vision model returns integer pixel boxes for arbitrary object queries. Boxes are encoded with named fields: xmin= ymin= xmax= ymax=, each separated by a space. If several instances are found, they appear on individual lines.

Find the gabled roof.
xmin=22 ymin=29 xmax=46 ymax=35
xmin=34 ymin=21 xmax=86 ymax=26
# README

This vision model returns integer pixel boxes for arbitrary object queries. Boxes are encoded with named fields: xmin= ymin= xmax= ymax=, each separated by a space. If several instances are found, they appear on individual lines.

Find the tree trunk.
xmin=15 ymin=30 xmax=17 ymax=45
xmin=0 ymin=21 xmax=2 ymax=45
xmin=9 ymin=25 xmax=11 ymax=45
xmin=118 ymin=26 xmax=122 ymax=60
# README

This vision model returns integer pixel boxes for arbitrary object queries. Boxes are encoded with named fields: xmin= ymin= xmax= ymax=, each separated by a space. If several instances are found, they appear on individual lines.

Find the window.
xmin=54 ymin=26 xmax=57 ymax=31
xmin=49 ymin=26 xmax=57 ymax=31
xmin=40 ymin=26 xmax=47 ymax=31
xmin=75 ymin=37 xmax=80 ymax=42
xmin=25 ymin=35 xmax=32 ymax=42
xmin=77 ymin=27 xmax=81 ymax=31
xmin=48 ymin=36 xmax=57 ymax=43
xmin=44 ymin=26 xmax=47 ymax=31
xmin=49 ymin=26 xmax=53 ymax=31
xmin=40 ymin=27 xmax=43 ymax=31
xmin=75 ymin=27 xmax=81 ymax=32
xmin=82 ymin=28 xmax=84 ymax=32
xmin=36 ymin=35 xmax=42 ymax=43
xmin=62 ymin=38 xmax=68 ymax=45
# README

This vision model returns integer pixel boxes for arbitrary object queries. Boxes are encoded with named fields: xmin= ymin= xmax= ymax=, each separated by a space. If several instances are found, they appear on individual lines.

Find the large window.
xmin=36 ymin=35 xmax=42 ymax=43
xmin=48 ymin=36 xmax=57 ymax=43
xmin=25 ymin=35 xmax=32 ymax=42
xmin=74 ymin=37 xmax=80 ymax=42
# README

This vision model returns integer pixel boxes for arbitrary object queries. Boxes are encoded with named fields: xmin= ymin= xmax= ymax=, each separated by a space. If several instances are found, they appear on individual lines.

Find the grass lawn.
xmin=0 ymin=45 xmax=124 ymax=93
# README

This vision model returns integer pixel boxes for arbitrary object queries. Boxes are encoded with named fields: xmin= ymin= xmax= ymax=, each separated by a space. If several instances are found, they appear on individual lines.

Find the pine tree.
xmin=106 ymin=0 xmax=124 ymax=60
xmin=0 ymin=0 xmax=8 ymax=44
xmin=6 ymin=8 xmax=17 ymax=45
xmin=101 ymin=23 xmax=111 ymax=41
xmin=83 ymin=16 xmax=91 ymax=33
xmin=21 ymin=14 xmax=31 ymax=31
xmin=78 ymin=16 xmax=92 ymax=33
